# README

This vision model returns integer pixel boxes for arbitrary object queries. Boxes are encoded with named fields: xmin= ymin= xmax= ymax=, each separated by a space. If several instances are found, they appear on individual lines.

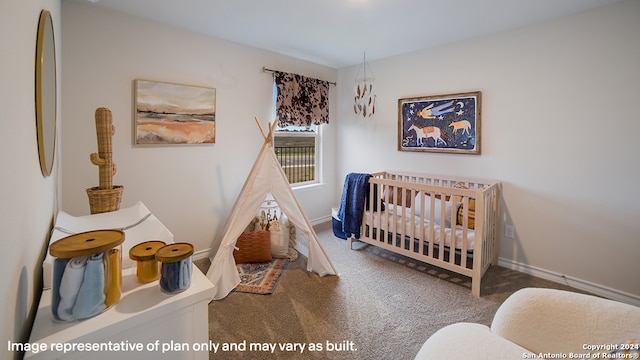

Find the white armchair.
xmin=415 ymin=288 xmax=640 ymax=359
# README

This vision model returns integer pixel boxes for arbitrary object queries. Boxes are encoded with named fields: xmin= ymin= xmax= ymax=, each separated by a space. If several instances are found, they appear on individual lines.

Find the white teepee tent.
xmin=206 ymin=118 xmax=338 ymax=300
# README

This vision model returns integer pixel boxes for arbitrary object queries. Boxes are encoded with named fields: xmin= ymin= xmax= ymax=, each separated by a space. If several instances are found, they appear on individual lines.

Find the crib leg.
xmin=347 ymin=236 xmax=354 ymax=250
xmin=471 ymin=278 xmax=481 ymax=297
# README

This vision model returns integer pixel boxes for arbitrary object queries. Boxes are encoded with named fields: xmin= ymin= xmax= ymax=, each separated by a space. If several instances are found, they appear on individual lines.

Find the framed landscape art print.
xmin=134 ymin=79 xmax=216 ymax=145
xmin=398 ymin=91 xmax=481 ymax=154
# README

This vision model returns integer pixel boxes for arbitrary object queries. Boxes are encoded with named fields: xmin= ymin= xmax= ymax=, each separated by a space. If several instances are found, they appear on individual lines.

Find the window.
xmin=274 ymin=124 xmax=320 ymax=185
xmin=270 ymin=73 xmax=327 ymax=186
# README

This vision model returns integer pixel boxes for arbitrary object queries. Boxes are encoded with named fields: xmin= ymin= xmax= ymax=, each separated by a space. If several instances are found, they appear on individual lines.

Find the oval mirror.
xmin=35 ymin=10 xmax=57 ymax=177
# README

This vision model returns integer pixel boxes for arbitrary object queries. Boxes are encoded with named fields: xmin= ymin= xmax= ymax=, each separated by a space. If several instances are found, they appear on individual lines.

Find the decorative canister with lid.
xmin=129 ymin=240 xmax=166 ymax=283
xmin=155 ymin=243 xmax=194 ymax=294
xmin=48 ymin=229 xmax=124 ymax=321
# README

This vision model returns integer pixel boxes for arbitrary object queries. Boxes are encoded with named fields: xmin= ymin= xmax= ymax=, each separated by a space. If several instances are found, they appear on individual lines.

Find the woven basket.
xmin=86 ymin=185 xmax=124 ymax=214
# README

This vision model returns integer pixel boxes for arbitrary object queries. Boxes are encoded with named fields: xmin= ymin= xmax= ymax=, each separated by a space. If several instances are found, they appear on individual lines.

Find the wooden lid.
xmin=129 ymin=240 xmax=166 ymax=261
xmin=155 ymin=243 xmax=194 ymax=263
xmin=49 ymin=230 xmax=124 ymax=258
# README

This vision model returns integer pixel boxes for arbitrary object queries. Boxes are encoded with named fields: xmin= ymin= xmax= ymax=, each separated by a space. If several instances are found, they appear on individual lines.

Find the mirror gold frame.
xmin=35 ymin=10 xmax=57 ymax=177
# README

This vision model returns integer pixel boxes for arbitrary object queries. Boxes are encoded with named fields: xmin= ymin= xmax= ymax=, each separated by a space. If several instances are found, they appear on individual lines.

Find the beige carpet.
xmin=196 ymin=221 xmax=586 ymax=359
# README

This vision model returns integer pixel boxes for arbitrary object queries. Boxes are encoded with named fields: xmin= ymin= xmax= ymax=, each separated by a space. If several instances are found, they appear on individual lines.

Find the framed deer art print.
xmin=398 ymin=91 xmax=481 ymax=154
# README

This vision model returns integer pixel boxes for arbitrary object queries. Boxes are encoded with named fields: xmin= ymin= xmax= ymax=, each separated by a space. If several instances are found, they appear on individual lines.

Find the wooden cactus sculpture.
xmin=86 ymin=107 xmax=123 ymax=214
xmin=90 ymin=107 xmax=117 ymax=189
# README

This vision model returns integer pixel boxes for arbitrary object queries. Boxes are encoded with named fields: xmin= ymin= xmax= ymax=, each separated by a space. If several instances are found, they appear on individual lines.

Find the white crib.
xmin=348 ymin=171 xmax=501 ymax=297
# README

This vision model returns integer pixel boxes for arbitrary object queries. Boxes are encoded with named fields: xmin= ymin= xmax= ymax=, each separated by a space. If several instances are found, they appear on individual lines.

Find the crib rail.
xmin=354 ymin=171 xmax=500 ymax=297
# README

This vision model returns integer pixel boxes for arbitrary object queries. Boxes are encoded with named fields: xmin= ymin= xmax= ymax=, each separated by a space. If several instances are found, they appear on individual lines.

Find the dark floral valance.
xmin=274 ymin=71 xmax=329 ymax=127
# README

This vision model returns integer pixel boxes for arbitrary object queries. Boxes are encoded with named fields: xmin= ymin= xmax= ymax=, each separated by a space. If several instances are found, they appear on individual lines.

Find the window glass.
xmin=274 ymin=125 xmax=318 ymax=185
xmin=272 ymin=83 xmax=321 ymax=185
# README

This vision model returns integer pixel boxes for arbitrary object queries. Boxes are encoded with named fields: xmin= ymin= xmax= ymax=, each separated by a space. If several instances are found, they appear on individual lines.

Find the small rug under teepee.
xmin=233 ymin=258 xmax=289 ymax=295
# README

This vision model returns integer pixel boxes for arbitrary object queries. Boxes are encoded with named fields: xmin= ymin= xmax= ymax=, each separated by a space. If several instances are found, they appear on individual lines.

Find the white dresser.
xmin=26 ymin=266 xmax=215 ymax=359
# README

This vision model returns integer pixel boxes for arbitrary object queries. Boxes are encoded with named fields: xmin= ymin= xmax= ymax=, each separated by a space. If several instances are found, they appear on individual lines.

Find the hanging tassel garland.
xmin=354 ymin=53 xmax=376 ymax=118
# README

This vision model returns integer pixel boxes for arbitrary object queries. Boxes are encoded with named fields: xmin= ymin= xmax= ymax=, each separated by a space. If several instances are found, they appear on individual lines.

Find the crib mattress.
xmin=364 ymin=207 xmax=475 ymax=251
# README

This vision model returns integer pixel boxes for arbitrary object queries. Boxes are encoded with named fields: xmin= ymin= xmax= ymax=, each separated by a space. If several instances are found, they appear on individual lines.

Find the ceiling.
xmin=75 ymin=0 xmax=622 ymax=68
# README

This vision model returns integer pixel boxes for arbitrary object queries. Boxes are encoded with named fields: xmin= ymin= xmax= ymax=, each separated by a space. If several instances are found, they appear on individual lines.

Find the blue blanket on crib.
xmin=338 ymin=173 xmax=371 ymax=239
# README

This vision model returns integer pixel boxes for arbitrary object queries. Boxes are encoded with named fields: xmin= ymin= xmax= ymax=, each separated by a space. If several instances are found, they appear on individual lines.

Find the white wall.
xmin=60 ymin=2 xmax=338 ymax=257
xmin=336 ymin=0 xmax=640 ymax=301
xmin=0 ymin=0 xmax=60 ymax=354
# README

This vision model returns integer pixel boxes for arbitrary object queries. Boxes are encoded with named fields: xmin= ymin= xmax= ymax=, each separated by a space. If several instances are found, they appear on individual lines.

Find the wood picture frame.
xmin=398 ymin=91 xmax=481 ymax=154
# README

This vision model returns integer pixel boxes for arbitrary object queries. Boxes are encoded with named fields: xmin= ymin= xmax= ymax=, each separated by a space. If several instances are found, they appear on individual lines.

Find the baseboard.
xmin=310 ymin=215 xmax=332 ymax=226
xmin=498 ymin=258 xmax=640 ymax=307
xmin=193 ymin=248 xmax=211 ymax=262
xmin=196 ymin=221 xmax=640 ymax=306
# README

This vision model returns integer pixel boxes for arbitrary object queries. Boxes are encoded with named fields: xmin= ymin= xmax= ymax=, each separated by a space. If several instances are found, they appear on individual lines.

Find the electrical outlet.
xmin=504 ymin=224 xmax=515 ymax=239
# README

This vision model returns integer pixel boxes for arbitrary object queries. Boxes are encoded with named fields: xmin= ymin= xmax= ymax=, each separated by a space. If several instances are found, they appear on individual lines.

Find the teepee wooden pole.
xmin=256 ymin=117 xmax=281 ymax=144
xmin=255 ymin=117 xmax=268 ymax=142
xmin=267 ymin=120 xmax=279 ymax=143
